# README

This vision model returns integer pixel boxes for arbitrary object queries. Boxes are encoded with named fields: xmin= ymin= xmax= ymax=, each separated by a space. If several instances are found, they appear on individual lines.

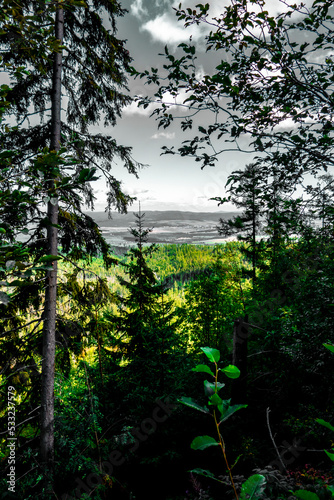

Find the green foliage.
xmin=293 ymin=491 xmax=320 ymax=500
xmin=104 ymin=211 xmax=188 ymax=403
xmin=239 ymin=474 xmax=266 ymax=500
xmin=0 ymin=1 xmax=140 ymax=495
xmin=191 ymin=435 xmax=220 ymax=451
xmin=179 ymin=346 xmax=263 ymax=500
xmin=134 ymin=0 xmax=334 ymax=177
xmin=178 ymin=245 xmax=247 ymax=353
xmin=315 ymin=344 xmax=334 ymax=462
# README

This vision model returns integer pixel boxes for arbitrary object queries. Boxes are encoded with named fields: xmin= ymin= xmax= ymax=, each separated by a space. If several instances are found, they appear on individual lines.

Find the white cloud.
xmin=171 ymin=0 xmax=314 ymax=18
xmin=122 ymin=100 xmax=155 ymax=116
xmin=151 ymin=131 xmax=175 ymax=140
xmin=142 ymin=12 xmax=201 ymax=45
xmin=139 ymin=1 xmax=315 ymax=48
xmin=130 ymin=0 xmax=148 ymax=18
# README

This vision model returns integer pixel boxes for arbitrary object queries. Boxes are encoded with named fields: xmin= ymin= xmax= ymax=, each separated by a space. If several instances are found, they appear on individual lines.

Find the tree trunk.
xmin=40 ymin=5 xmax=64 ymax=489
xmin=252 ymin=191 xmax=256 ymax=284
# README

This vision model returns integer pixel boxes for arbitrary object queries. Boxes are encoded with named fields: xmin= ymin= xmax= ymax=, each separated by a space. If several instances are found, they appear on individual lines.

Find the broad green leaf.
xmin=192 ymin=364 xmax=214 ymax=377
xmin=78 ymin=168 xmax=91 ymax=182
xmin=38 ymin=255 xmax=62 ymax=262
xmin=209 ymin=393 xmax=223 ymax=406
xmin=190 ymin=468 xmax=222 ymax=482
xmin=218 ymin=401 xmax=248 ymax=423
xmin=204 ymin=380 xmax=225 ymax=396
xmin=327 ymin=485 xmax=334 ymax=495
xmin=216 ymin=382 xmax=225 ymax=390
xmin=316 ymin=418 xmax=334 ymax=432
xmin=221 ymin=364 xmax=240 ymax=379
xmin=292 ymin=490 xmax=320 ymax=500
xmin=178 ymin=397 xmax=209 ymax=414
xmin=324 ymin=343 xmax=334 ymax=353
xmin=204 ymin=380 xmax=215 ymax=396
xmin=200 ymin=347 xmax=220 ymax=362
xmin=240 ymin=474 xmax=266 ymax=500
xmin=191 ymin=435 xmax=219 ymax=450
xmin=325 ymin=450 xmax=334 ymax=461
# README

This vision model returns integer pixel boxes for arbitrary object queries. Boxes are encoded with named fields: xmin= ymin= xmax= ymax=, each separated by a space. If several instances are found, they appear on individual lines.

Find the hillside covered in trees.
xmin=1 ymin=0 xmax=334 ymax=499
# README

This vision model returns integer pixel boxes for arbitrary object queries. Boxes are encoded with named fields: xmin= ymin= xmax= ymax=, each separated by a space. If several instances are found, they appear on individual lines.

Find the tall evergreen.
xmin=109 ymin=210 xmax=184 ymax=395
xmin=216 ymin=163 xmax=265 ymax=283
xmin=0 ymin=0 xmax=140 ymax=490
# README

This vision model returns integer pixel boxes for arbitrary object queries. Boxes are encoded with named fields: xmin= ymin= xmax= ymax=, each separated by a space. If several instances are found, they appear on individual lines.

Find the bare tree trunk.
xmin=252 ymin=191 xmax=256 ymax=284
xmin=40 ymin=5 xmax=64 ymax=489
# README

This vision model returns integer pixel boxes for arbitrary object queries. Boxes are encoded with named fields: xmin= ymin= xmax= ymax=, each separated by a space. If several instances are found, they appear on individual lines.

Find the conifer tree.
xmin=110 ymin=210 xmax=184 ymax=394
xmin=114 ymin=211 xmax=162 ymax=365
xmin=215 ymin=163 xmax=265 ymax=283
xmin=0 ymin=0 xmax=140 ymax=490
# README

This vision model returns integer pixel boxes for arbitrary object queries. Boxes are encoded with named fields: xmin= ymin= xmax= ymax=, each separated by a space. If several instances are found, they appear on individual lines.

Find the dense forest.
xmin=1 ymin=0 xmax=334 ymax=499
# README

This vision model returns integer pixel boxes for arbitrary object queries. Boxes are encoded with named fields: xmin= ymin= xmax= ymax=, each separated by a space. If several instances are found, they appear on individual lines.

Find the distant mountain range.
xmin=87 ymin=210 xmax=240 ymax=246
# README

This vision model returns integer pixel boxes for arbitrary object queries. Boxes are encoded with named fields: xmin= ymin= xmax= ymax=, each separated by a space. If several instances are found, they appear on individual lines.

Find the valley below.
xmin=88 ymin=210 xmax=239 ymax=247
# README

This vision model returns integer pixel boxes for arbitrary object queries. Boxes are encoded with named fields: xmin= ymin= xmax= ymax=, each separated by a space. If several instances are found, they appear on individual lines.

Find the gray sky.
xmin=2 ymin=0 xmax=314 ymax=213
xmin=93 ymin=0 xmax=252 ymax=212
xmin=96 ymin=0 xmax=316 ymax=213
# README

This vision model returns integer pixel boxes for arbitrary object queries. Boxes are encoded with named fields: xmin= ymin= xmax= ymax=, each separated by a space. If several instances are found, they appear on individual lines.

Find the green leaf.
xmin=78 ymin=168 xmax=91 ymax=182
xmin=316 ymin=418 xmax=334 ymax=432
xmin=221 ymin=364 xmax=240 ymax=379
xmin=323 ymin=343 xmax=334 ymax=353
xmin=204 ymin=380 xmax=225 ymax=396
xmin=292 ymin=491 xmax=320 ymax=500
xmin=200 ymin=347 xmax=220 ymax=362
xmin=190 ymin=468 xmax=222 ymax=482
xmin=204 ymin=380 xmax=215 ymax=396
xmin=178 ymin=397 xmax=210 ymax=414
xmin=191 ymin=435 xmax=219 ymax=450
xmin=324 ymin=450 xmax=334 ymax=461
xmin=38 ymin=255 xmax=62 ymax=262
xmin=327 ymin=485 xmax=334 ymax=495
xmin=240 ymin=474 xmax=266 ymax=500
xmin=192 ymin=364 xmax=214 ymax=377
xmin=209 ymin=393 xmax=223 ymax=406
xmin=218 ymin=400 xmax=248 ymax=423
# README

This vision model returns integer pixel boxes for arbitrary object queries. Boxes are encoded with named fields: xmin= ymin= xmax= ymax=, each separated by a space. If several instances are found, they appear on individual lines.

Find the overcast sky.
xmin=91 ymin=0 xmax=240 ymax=212
xmin=92 ymin=0 xmax=313 ymax=212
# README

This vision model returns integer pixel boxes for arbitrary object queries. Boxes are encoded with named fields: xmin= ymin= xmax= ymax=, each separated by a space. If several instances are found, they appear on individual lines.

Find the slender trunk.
xmin=40 ymin=5 xmax=64 ymax=488
xmin=252 ymin=191 xmax=256 ymax=284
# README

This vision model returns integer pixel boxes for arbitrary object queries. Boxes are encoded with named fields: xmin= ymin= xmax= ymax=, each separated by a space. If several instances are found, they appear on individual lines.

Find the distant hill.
xmin=87 ymin=210 xmax=239 ymax=228
xmin=85 ymin=210 xmax=240 ymax=246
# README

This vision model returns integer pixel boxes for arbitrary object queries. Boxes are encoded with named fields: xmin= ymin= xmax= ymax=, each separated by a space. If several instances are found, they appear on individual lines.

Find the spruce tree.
xmin=110 ymin=210 xmax=184 ymax=395
xmin=215 ymin=163 xmax=265 ymax=283
xmin=0 ymin=0 xmax=140 ymax=490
